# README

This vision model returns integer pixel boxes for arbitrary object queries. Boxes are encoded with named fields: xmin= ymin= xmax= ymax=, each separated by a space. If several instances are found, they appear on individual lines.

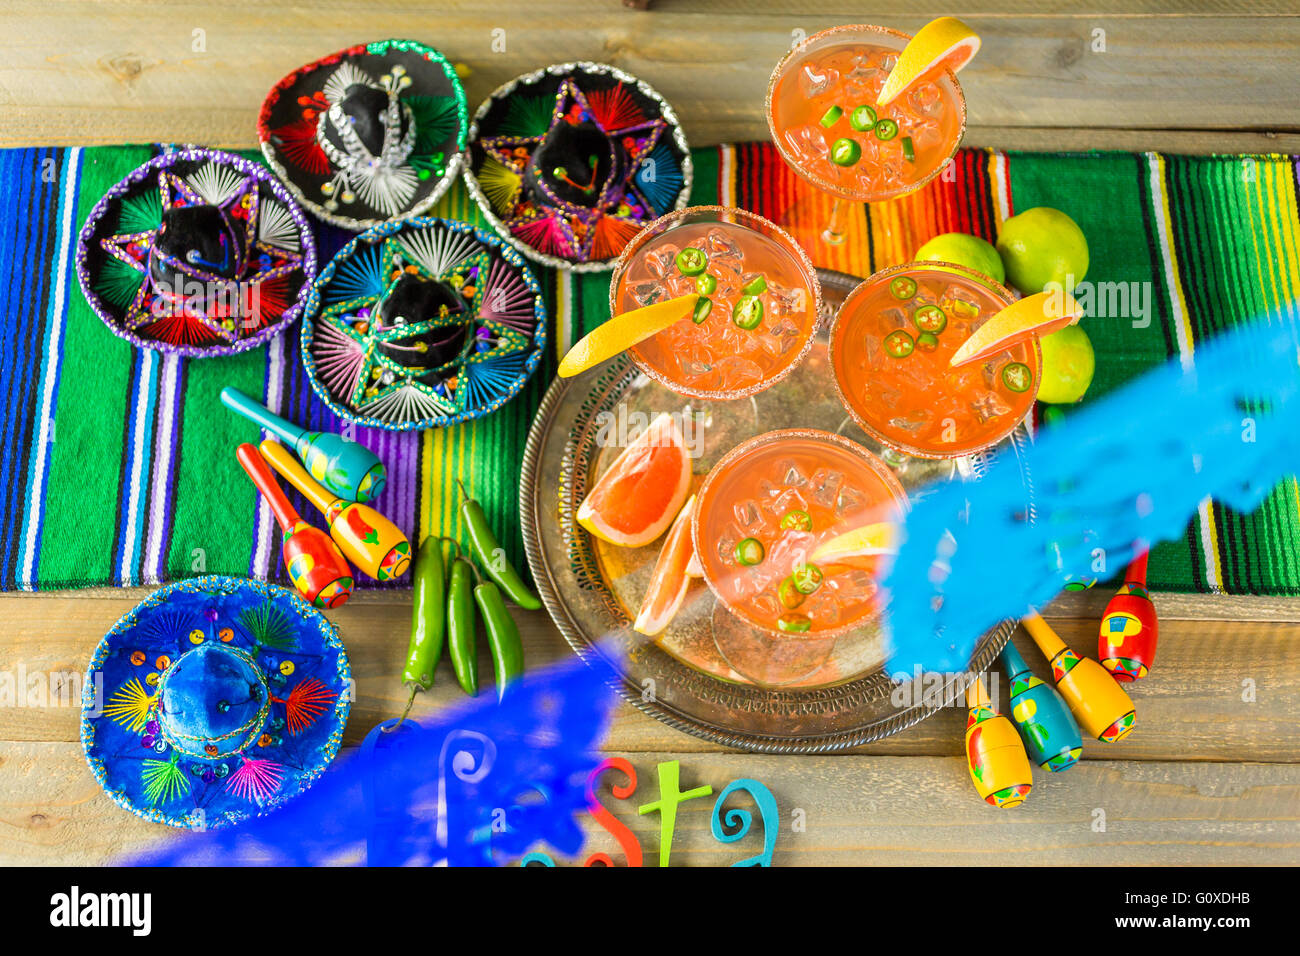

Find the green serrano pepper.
xmin=402 ymin=536 xmax=447 ymax=693
xmin=447 ymin=556 xmax=478 ymax=696
xmin=457 ymin=480 xmax=542 ymax=610
xmin=474 ymin=580 xmax=525 ymax=702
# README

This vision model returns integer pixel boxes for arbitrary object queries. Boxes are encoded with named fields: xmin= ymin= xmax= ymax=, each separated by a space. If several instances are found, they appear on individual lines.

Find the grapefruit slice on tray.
xmin=877 ymin=17 xmax=981 ymax=107
xmin=577 ymin=412 xmax=693 ymax=548
xmin=949 ymin=291 xmax=1084 ymax=368
xmin=633 ymin=494 xmax=697 ymax=636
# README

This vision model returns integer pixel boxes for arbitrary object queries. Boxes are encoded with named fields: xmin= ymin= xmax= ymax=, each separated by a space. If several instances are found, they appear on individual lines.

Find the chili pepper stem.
xmin=388 ymin=686 xmax=418 ymax=732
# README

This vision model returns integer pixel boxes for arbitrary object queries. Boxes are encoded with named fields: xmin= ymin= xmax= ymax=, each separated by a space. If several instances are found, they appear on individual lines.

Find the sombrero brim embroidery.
xmin=301 ymin=216 xmax=547 ymax=430
xmin=81 ymin=576 xmax=351 ymax=830
xmin=75 ymin=147 xmax=318 ymax=358
xmin=259 ymin=39 xmax=469 ymax=231
xmin=465 ymin=61 xmax=693 ymax=273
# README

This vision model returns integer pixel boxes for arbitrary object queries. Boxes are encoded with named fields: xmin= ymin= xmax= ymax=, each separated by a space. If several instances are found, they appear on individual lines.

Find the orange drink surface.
xmin=611 ymin=206 xmax=821 ymax=399
xmin=692 ymin=429 xmax=907 ymax=637
xmin=830 ymin=263 xmax=1039 ymax=459
xmin=767 ymin=25 xmax=966 ymax=202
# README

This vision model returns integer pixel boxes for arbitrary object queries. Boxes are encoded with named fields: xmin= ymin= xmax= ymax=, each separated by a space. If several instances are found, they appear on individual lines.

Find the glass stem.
xmin=821 ymin=198 xmax=850 ymax=245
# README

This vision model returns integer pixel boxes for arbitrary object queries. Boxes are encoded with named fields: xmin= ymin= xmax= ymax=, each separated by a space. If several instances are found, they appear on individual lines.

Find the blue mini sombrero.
xmin=81 ymin=576 xmax=351 ymax=830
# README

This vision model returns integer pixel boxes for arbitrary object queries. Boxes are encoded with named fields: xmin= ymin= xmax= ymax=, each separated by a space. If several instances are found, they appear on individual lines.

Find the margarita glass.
xmin=830 ymin=261 xmax=1039 ymax=459
xmin=609 ymin=206 xmax=821 ymax=400
xmin=692 ymin=428 xmax=907 ymax=638
xmin=766 ymin=24 xmax=967 ymax=244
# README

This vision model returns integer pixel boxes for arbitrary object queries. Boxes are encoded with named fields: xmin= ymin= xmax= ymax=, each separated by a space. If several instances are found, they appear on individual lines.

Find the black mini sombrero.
xmin=259 ymin=39 xmax=469 ymax=231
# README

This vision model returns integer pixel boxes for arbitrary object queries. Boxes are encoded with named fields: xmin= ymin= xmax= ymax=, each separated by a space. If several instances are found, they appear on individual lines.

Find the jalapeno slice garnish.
xmin=676 ymin=247 xmax=708 ymax=276
xmin=735 ymin=537 xmax=765 ymax=566
xmin=1001 ymin=361 xmax=1034 ymax=392
xmin=792 ymin=563 xmax=822 ymax=594
xmin=874 ymin=118 xmax=899 ymax=141
xmin=819 ymin=105 xmax=843 ymax=128
xmin=778 ymin=613 xmax=812 ymax=633
xmin=850 ymin=104 xmax=878 ymax=132
xmin=696 ymin=273 xmax=717 ymax=295
xmin=692 ymin=297 xmax=714 ymax=324
xmin=883 ymin=329 xmax=915 ymax=358
xmin=779 ymin=509 xmax=812 ymax=532
xmin=901 ymin=136 xmax=915 ymax=162
xmin=732 ymin=295 xmax=764 ymax=330
xmin=890 ymin=275 xmax=918 ymax=299
xmin=913 ymin=305 xmax=948 ymax=334
xmin=915 ymin=331 xmax=940 ymax=352
xmin=742 ymin=275 xmax=768 ymax=296
xmin=778 ymin=577 xmax=806 ymax=609
xmin=831 ymin=137 xmax=862 ymax=166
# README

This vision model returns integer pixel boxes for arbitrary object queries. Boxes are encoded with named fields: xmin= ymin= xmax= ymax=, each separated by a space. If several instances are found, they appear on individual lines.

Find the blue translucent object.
xmin=128 ymin=649 xmax=618 ymax=866
xmin=883 ymin=315 xmax=1300 ymax=677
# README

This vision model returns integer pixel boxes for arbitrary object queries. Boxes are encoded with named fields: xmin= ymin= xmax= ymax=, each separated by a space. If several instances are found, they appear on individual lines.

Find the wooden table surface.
xmin=2 ymin=1 xmax=1299 ymax=866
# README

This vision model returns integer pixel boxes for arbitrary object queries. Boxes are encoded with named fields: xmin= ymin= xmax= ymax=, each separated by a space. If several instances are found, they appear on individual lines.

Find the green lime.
xmin=1037 ymin=324 xmax=1095 ymax=404
xmin=995 ymin=207 xmax=1090 ymax=294
xmin=914 ymin=232 xmax=1006 ymax=284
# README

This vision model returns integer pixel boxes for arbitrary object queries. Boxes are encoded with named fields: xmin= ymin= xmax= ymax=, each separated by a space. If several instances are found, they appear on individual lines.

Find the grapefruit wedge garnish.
xmin=877 ymin=17 xmax=981 ymax=107
xmin=685 ymin=551 xmax=704 ymax=578
xmin=577 ymin=412 xmax=692 ymax=548
xmin=949 ymin=291 xmax=1083 ymax=368
xmin=810 ymin=522 xmax=900 ymax=564
xmin=633 ymin=495 xmax=697 ymax=636
xmin=558 ymin=294 xmax=699 ymax=378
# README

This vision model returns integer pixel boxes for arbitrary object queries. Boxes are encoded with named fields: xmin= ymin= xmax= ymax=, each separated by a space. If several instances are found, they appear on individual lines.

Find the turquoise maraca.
xmin=999 ymin=641 xmax=1084 ymax=772
xmin=221 ymin=387 xmax=386 ymax=504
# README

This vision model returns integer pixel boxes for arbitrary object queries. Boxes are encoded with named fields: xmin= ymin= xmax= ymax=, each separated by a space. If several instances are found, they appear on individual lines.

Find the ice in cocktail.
xmin=830 ymin=263 xmax=1039 ymax=459
xmin=610 ymin=207 xmax=821 ymax=399
xmin=692 ymin=429 xmax=906 ymax=637
xmin=768 ymin=24 xmax=967 ymax=203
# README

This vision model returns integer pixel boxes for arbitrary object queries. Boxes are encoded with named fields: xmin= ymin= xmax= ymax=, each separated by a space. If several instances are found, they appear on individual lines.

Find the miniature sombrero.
xmin=81 ymin=576 xmax=351 ymax=829
xmin=465 ymin=62 xmax=692 ymax=272
xmin=259 ymin=39 xmax=468 ymax=230
xmin=76 ymin=147 xmax=318 ymax=358
xmin=301 ymin=216 xmax=547 ymax=430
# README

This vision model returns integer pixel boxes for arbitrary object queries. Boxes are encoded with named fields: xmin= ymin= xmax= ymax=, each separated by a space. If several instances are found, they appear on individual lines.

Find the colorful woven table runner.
xmin=2 ymin=144 xmax=1298 ymax=594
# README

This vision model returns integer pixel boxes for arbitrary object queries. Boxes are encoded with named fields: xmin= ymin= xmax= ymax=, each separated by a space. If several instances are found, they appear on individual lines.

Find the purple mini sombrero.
xmin=76 ymin=147 xmax=318 ymax=358
xmin=464 ymin=62 xmax=692 ymax=273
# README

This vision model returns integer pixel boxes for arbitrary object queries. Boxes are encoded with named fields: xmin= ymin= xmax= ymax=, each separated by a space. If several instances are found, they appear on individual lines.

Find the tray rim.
xmin=519 ymin=266 xmax=1021 ymax=753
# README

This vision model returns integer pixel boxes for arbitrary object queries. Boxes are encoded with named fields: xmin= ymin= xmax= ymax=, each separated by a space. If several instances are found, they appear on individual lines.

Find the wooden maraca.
xmin=222 ymin=386 xmax=386 ymax=503
xmin=1099 ymin=546 xmax=1158 ymax=681
xmin=1023 ymin=612 xmax=1135 ymax=742
xmin=260 ymin=439 xmax=411 ymax=582
xmin=964 ymin=675 xmax=1033 ymax=809
xmin=236 ymin=444 xmax=354 ymax=608
xmin=1000 ymin=640 xmax=1083 ymax=772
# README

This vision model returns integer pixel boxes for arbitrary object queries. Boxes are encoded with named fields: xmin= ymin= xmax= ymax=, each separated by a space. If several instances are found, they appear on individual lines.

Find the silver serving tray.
xmin=520 ymin=268 xmax=1029 ymax=752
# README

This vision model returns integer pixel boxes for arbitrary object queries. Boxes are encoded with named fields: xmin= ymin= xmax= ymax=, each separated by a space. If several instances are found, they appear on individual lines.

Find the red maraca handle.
xmin=1128 ymin=544 xmax=1149 ymax=585
xmin=236 ymin=443 xmax=301 ymax=533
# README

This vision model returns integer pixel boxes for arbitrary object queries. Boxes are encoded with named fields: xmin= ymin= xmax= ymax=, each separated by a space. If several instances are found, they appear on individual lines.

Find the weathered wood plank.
xmin=3 ymin=594 xmax=1296 ymax=762
xmin=2 ymin=743 xmax=1296 ymax=865
xmin=2 ymin=3 xmax=1298 ymax=148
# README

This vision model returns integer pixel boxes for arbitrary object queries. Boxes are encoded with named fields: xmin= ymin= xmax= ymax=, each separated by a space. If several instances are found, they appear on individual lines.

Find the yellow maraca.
xmin=964 ymin=674 xmax=1033 ymax=808
xmin=260 ymin=439 xmax=410 ymax=581
xmin=1023 ymin=612 xmax=1135 ymax=742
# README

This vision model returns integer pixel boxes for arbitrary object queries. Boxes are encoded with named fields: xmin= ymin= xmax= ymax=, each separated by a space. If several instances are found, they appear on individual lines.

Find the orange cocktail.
xmin=766 ymin=24 xmax=966 ymax=243
xmin=830 ymin=262 xmax=1039 ymax=459
xmin=692 ymin=429 xmax=906 ymax=637
xmin=610 ymin=206 xmax=821 ymax=399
